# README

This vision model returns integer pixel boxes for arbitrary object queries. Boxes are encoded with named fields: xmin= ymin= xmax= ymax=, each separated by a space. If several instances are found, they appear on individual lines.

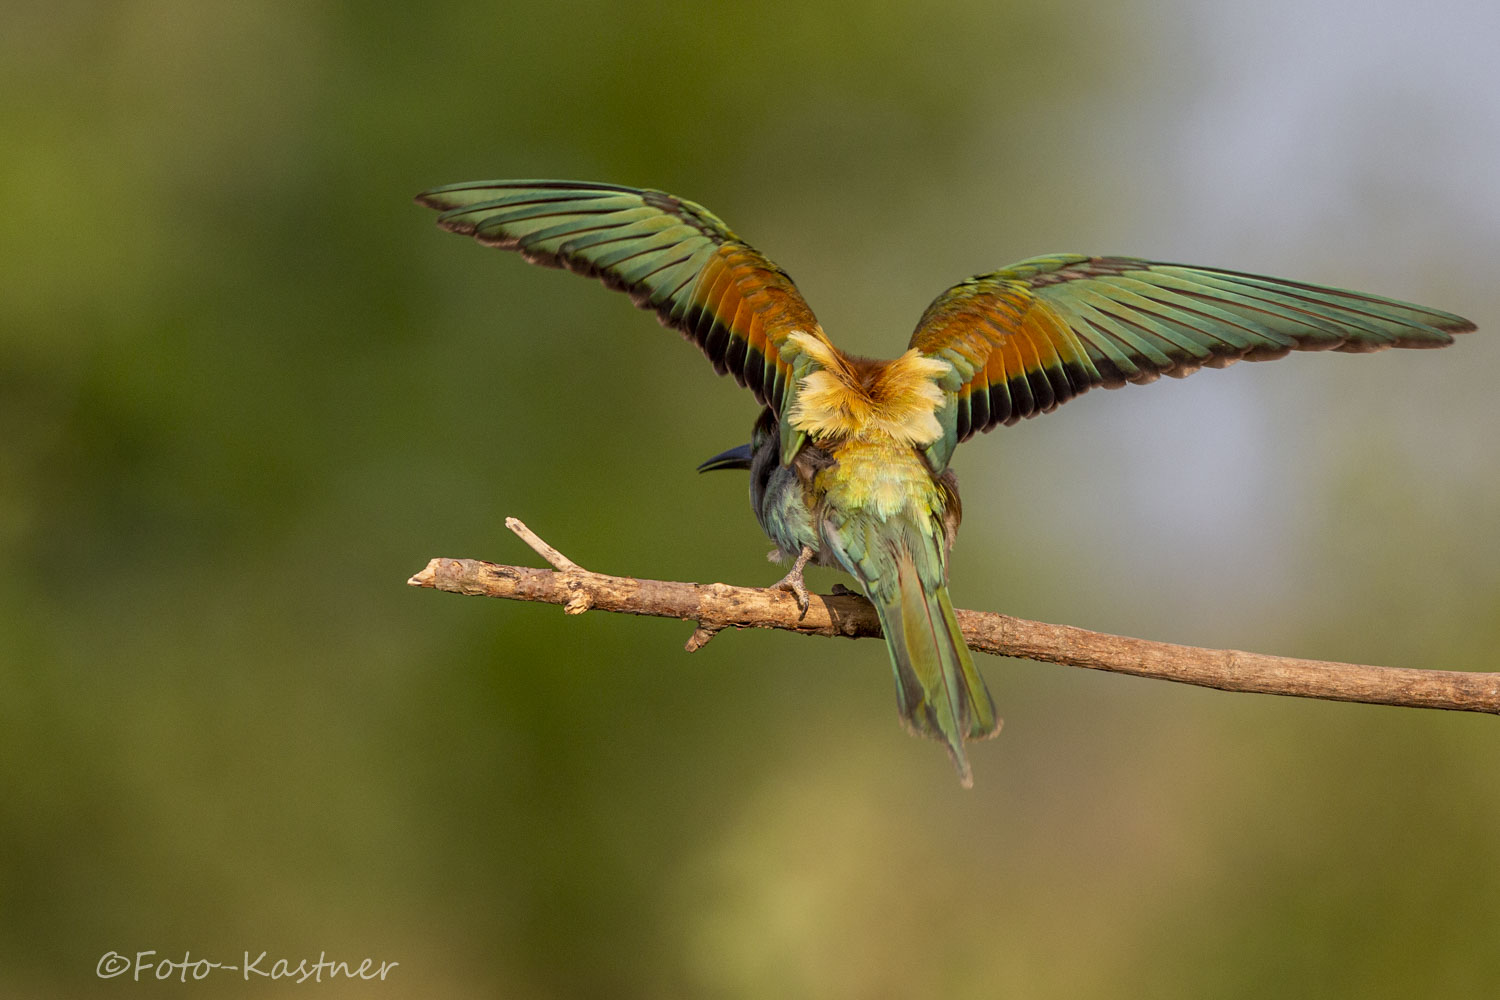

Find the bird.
xmin=416 ymin=179 xmax=1475 ymax=787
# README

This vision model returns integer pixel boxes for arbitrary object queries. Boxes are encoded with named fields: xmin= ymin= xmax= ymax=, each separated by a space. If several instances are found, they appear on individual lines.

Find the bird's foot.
xmin=828 ymin=583 xmax=859 ymax=598
xmin=770 ymin=545 xmax=815 ymax=619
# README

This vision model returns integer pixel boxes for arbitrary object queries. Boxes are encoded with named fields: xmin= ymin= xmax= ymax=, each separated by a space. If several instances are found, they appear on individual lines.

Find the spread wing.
xmin=910 ymin=254 xmax=1476 ymax=469
xmin=417 ymin=180 xmax=833 ymax=418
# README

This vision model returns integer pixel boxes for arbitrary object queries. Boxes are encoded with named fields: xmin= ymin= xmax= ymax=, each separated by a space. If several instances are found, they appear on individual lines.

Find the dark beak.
xmin=696 ymin=443 xmax=754 ymax=473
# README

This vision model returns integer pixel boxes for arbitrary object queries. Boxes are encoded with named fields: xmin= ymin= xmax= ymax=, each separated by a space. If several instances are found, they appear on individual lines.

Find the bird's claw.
xmin=771 ymin=545 xmax=815 ymax=619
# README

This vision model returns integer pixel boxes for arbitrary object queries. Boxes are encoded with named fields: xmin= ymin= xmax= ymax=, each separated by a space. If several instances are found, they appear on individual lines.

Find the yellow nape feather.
xmin=787 ymin=332 xmax=950 ymax=447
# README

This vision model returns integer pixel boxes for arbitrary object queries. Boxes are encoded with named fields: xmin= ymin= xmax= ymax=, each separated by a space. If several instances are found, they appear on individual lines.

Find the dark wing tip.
xmin=434 ymin=216 xmax=478 ymax=237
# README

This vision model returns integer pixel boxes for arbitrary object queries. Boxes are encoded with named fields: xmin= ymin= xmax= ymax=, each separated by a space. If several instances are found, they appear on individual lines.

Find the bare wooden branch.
xmin=407 ymin=522 xmax=1500 ymax=716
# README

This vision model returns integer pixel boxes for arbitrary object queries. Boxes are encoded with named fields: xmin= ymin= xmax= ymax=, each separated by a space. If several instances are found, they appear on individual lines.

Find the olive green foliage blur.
xmin=3 ymin=2 xmax=1498 ymax=997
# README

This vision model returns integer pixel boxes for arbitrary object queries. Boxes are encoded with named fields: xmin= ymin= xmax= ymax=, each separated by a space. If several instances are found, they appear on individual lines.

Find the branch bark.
xmin=407 ymin=520 xmax=1500 ymax=716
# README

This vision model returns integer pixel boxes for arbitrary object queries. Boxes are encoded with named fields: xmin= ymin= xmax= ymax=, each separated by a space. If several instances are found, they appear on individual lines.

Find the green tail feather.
xmin=869 ymin=549 xmax=1001 ymax=787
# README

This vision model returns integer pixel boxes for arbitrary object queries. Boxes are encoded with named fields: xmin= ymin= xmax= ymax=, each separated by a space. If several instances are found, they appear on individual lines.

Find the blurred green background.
xmin=4 ymin=1 xmax=1498 ymax=996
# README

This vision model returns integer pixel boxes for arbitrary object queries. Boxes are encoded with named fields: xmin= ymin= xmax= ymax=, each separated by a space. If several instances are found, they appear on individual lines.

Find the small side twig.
xmin=684 ymin=625 xmax=721 ymax=652
xmin=504 ymin=516 xmax=581 ymax=572
xmin=407 ymin=520 xmax=1500 ymax=717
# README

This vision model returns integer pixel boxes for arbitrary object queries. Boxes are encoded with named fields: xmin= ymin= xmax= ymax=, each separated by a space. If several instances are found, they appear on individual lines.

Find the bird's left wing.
xmin=417 ymin=180 xmax=831 ymax=423
xmin=910 ymin=254 xmax=1475 ymax=470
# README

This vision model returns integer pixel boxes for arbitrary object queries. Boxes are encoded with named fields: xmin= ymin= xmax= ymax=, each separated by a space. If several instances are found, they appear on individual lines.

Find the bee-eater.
xmin=417 ymin=179 xmax=1475 ymax=786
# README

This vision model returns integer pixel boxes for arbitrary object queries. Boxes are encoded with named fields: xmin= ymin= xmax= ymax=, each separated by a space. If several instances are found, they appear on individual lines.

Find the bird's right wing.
xmin=418 ymin=180 xmax=834 ymax=433
xmin=909 ymin=254 xmax=1475 ymax=470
